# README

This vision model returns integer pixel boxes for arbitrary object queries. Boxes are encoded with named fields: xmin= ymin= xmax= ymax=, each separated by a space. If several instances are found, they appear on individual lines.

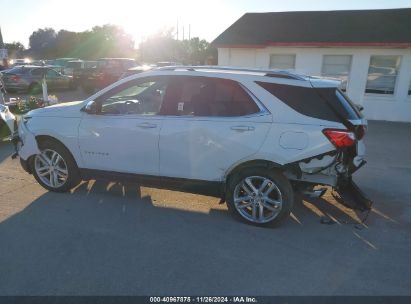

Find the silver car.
xmin=1 ymin=65 xmax=74 ymax=93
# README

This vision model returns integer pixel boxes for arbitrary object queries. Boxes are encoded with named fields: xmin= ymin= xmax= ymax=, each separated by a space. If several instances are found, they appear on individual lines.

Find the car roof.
xmin=127 ymin=65 xmax=153 ymax=72
xmin=154 ymin=65 xmax=308 ymax=80
xmin=127 ymin=65 xmax=341 ymax=89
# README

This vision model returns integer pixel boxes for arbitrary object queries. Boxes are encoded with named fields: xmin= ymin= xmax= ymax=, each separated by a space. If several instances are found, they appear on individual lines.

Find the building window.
xmin=366 ymin=55 xmax=401 ymax=95
xmin=269 ymin=54 xmax=296 ymax=70
xmin=321 ymin=55 xmax=352 ymax=91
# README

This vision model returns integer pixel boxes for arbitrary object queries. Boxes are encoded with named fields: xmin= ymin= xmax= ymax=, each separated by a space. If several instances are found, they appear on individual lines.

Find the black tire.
xmin=226 ymin=167 xmax=294 ymax=228
xmin=28 ymin=83 xmax=41 ymax=94
xmin=30 ymin=139 xmax=81 ymax=192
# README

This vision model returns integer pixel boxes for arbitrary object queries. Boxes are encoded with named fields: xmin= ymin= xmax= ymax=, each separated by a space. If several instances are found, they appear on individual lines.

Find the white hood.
xmin=26 ymin=100 xmax=85 ymax=118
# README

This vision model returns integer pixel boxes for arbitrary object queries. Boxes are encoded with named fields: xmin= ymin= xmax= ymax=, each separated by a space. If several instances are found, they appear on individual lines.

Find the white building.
xmin=213 ymin=9 xmax=411 ymax=122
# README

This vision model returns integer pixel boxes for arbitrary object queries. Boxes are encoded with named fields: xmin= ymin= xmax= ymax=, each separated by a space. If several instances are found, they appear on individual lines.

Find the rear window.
xmin=317 ymin=88 xmax=362 ymax=120
xmin=256 ymin=82 xmax=361 ymax=122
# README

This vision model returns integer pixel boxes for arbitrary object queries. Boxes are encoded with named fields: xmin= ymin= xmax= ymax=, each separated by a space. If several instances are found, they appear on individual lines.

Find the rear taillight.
xmin=10 ymin=75 xmax=21 ymax=82
xmin=322 ymin=128 xmax=356 ymax=149
xmin=356 ymin=125 xmax=367 ymax=140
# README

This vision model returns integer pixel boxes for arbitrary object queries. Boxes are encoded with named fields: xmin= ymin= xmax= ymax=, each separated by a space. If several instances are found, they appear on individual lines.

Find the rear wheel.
xmin=31 ymin=140 xmax=80 ymax=192
xmin=226 ymin=168 xmax=294 ymax=227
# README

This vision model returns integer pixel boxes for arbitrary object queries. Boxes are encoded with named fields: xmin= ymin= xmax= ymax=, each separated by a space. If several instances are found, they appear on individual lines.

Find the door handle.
xmin=231 ymin=126 xmax=255 ymax=132
xmin=137 ymin=122 xmax=157 ymax=129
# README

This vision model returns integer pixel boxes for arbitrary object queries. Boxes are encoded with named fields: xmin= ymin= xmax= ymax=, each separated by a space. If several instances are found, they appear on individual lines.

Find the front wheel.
xmin=31 ymin=140 xmax=80 ymax=192
xmin=226 ymin=168 xmax=294 ymax=228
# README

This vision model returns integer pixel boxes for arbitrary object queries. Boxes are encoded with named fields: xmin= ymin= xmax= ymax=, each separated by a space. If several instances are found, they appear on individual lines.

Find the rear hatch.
xmin=309 ymin=77 xmax=367 ymax=173
xmin=256 ymin=78 xmax=367 ymax=174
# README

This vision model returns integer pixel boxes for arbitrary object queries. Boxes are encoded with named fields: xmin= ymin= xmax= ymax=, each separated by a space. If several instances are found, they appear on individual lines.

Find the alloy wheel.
xmin=34 ymin=149 xmax=69 ymax=188
xmin=233 ymin=176 xmax=283 ymax=224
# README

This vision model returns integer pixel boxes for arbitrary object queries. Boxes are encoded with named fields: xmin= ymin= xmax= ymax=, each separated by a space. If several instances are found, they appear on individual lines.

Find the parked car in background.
xmin=80 ymin=58 xmax=137 ymax=93
xmin=51 ymin=58 xmax=79 ymax=69
xmin=15 ymin=66 xmax=370 ymax=227
xmin=0 ymin=104 xmax=16 ymax=139
xmin=9 ymin=58 xmax=31 ymax=67
xmin=65 ymin=60 xmax=98 ymax=88
xmin=1 ymin=65 xmax=74 ymax=93
xmin=119 ymin=65 xmax=154 ymax=80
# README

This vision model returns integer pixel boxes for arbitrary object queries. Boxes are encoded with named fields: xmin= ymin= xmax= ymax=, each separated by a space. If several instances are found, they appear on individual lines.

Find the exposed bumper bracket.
xmin=334 ymin=178 xmax=373 ymax=211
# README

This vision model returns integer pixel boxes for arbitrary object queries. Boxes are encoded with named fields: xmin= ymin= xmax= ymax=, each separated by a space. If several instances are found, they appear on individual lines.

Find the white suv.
xmin=16 ymin=66 xmax=369 ymax=227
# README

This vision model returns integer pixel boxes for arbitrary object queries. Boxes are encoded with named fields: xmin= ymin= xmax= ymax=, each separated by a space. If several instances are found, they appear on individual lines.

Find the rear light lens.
xmin=322 ymin=128 xmax=356 ymax=148
xmin=356 ymin=125 xmax=367 ymax=140
xmin=11 ymin=75 xmax=21 ymax=82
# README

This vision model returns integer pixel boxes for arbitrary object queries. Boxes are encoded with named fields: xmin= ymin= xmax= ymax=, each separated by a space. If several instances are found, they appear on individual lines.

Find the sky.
xmin=1 ymin=0 xmax=411 ymax=47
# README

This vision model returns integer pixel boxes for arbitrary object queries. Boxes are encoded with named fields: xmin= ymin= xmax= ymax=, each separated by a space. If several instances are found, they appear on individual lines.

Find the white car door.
xmin=78 ymin=76 xmax=168 ymax=175
xmin=159 ymin=76 xmax=272 ymax=181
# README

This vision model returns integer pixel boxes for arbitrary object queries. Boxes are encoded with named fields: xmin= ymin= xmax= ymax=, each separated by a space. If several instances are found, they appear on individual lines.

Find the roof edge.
xmin=214 ymin=42 xmax=411 ymax=49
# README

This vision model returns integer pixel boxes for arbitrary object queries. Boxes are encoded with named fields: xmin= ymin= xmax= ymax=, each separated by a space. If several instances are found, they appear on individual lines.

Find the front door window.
xmin=97 ymin=78 xmax=168 ymax=115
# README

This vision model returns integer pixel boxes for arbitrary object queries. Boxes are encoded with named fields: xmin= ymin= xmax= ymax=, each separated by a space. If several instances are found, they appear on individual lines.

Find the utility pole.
xmin=189 ymin=24 xmax=191 ymax=40
xmin=176 ymin=19 xmax=179 ymax=40
xmin=182 ymin=26 xmax=185 ymax=41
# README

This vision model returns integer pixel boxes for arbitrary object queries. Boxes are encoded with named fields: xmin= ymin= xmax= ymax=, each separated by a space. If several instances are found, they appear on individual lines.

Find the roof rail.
xmin=154 ymin=65 xmax=305 ymax=80
xmin=157 ymin=66 xmax=195 ymax=71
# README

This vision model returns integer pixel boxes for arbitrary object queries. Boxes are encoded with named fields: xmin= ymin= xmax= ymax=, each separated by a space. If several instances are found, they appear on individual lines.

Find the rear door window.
xmin=161 ymin=76 xmax=260 ymax=117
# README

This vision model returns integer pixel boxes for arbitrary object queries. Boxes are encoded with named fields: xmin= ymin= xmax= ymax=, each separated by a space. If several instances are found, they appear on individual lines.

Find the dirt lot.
xmin=0 ymin=120 xmax=410 ymax=295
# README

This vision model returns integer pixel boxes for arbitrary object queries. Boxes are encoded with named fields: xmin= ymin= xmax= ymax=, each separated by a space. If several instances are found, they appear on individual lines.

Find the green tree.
xmin=54 ymin=30 xmax=79 ymax=58
xmin=139 ymin=30 xmax=217 ymax=65
xmin=139 ymin=29 xmax=179 ymax=63
xmin=29 ymin=28 xmax=57 ymax=58
xmin=4 ymin=42 xmax=25 ymax=58
xmin=88 ymin=25 xmax=135 ymax=58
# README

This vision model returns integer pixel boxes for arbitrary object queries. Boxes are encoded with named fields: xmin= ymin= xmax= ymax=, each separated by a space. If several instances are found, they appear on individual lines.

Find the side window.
xmin=31 ymin=68 xmax=45 ymax=76
xmin=46 ymin=69 xmax=59 ymax=78
xmin=160 ymin=76 xmax=260 ymax=117
xmin=97 ymin=77 xmax=168 ymax=115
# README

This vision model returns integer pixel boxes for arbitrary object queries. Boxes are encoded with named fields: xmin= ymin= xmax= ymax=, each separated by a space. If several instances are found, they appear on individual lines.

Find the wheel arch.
xmin=224 ymin=159 xmax=285 ymax=183
xmin=35 ymin=135 xmax=79 ymax=168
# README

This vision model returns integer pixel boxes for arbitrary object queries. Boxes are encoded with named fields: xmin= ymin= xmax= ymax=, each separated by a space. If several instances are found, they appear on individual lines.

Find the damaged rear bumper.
xmin=335 ymin=177 xmax=373 ymax=211
xmin=287 ymin=140 xmax=373 ymax=211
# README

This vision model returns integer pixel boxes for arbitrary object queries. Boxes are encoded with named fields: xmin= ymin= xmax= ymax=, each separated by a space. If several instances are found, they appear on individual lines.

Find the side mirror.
xmin=81 ymin=100 xmax=97 ymax=114
xmin=355 ymin=104 xmax=364 ymax=112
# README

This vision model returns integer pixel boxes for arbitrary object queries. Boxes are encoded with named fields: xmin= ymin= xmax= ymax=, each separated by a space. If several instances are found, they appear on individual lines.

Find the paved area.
xmin=0 ymin=121 xmax=410 ymax=295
